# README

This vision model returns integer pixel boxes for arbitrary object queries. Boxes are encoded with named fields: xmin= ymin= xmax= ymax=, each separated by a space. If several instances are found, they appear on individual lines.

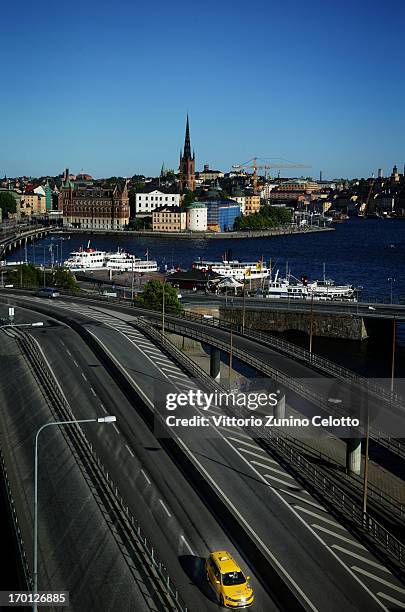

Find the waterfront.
xmin=8 ymin=217 xmax=405 ymax=378
xmin=10 ymin=218 xmax=405 ymax=301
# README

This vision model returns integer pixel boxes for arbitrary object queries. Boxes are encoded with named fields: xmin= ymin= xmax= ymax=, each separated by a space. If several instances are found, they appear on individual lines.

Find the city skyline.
xmin=1 ymin=0 xmax=405 ymax=179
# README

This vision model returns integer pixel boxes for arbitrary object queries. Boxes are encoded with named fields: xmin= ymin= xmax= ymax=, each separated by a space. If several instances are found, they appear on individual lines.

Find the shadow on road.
xmin=178 ymin=555 xmax=217 ymax=604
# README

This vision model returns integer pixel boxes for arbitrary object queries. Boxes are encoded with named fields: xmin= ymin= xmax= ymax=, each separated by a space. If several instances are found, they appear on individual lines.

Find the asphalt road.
xmin=0 ymin=301 xmax=277 ymax=611
xmin=3 ymin=295 xmax=405 ymax=611
xmin=181 ymin=293 xmax=405 ymax=320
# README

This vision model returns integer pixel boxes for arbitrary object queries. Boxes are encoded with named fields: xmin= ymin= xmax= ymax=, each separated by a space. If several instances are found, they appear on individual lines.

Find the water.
xmin=8 ymin=218 xmax=405 ymax=377
xmin=10 ymin=218 xmax=405 ymax=300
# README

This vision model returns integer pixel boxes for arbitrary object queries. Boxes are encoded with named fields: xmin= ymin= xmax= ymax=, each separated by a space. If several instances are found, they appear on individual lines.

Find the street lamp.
xmin=388 ymin=277 xmax=396 ymax=304
xmin=33 ymin=415 xmax=116 ymax=611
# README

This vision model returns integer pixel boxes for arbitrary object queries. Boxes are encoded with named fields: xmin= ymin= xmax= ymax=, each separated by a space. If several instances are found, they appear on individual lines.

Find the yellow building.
xmin=244 ymin=194 xmax=260 ymax=216
xmin=152 ymin=205 xmax=187 ymax=232
xmin=20 ymin=192 xmax=46 ymax=215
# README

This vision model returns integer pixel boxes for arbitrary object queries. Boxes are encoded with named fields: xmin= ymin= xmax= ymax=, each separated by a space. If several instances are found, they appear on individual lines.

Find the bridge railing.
xmin=0 ymin=445 xmax=33 ymax=590
xmin=135 ymin=319 xmax=405 ymax=571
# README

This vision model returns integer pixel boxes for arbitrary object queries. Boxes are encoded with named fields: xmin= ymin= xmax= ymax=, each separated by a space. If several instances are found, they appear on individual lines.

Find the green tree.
xmin=139 ymin=280 xmax=182 ymax=313
xmin=53 ymin=267 xmax=79 ymax=291
xmin=0 ymin=192 xmax=17 ymax=217
xmin=182 ymin=190 xmax=196 ymax=206
xmin=234 ymin=206 xmax=292 ymax=230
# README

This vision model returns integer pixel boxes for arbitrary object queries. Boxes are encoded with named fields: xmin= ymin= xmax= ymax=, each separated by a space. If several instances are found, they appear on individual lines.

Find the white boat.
xmin=264 ymin=270 xmax=358 ymax=301
xmin=64 ymin=243 xmax=158 ymax=273
xmin=64 ymin=245 xmax=106 ymax=271
xmin=105 ymin=249 xmax=158 ymax=272
xmin=192 ymin=259 xmax=270 ymax=280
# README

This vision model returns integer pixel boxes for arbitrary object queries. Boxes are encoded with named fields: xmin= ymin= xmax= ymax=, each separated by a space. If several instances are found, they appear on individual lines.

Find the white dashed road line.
xmin=141 ymin=469 xmax=151 ymax=485
xmin=159 ymin=499 xmax=171 ymax=517
xmin=113 ymin=423 xmax=120 ymax=435
xmin=312 ymin=525 xmax=367 ymax=549
xmin=180 ymin=535 xmax=195 ymax=556
xmin=352 ymin=568 xmax=405 ymax=594
xmin=81 ymin=372 xmax=87 ymax=381
xmin=331 ymin=545 xmax=391 ymax=573
xmin=377 ymin=592 xmax=405 ymax=609
xmin=295 ymin=506 xmax=346 ymax=529
xmin=125 ymin=444 xmax=135 ymax=457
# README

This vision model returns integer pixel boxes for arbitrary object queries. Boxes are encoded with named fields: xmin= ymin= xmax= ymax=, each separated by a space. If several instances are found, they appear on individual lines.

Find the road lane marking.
xmin=180 ymin=535 xmax=195 ymax=555
xmin=229 ymin=438 xmax=265 ymax=450
xmin=90 ymin=387 xmax=97 ymax=396
xmin=159 ymin=499 xmax=171 ymax=517
xmin=73 ymin=360 xmax=79 ymax=367
xmin=172 ymin=436 xmax=320 ymax=612
xmin=81 ymin=372 xmax=87 ymax=381
xmin=331 ymin=546 xmax=390 ymax=572
xmin=263 ymin=473 xmax=298 ymax=487
xmin=279 ymin=489 xmax=325 ymax=510
xmin=312 ymin=525 xmax=367 ymax=549
xmin=66 ymin=349 xmax=72 ymax=356
xmin=352 ymin=568 xmax=405 ymax=594
xmin=295 ymin=506 xmax=345 ymax=529
xmin=241 ymin=449 xmax=279 ymax=462
xmin=125 ymin=444 xmax=134 ymax=457
xmin=264 ymin=466 xmax=294 ymax=479
xmin=141 ymin=469 xmax=151 ymax=484
xmin=100 ymin=403 xmax=107 ymax=413
xmin=176 ymin=410 xmax=388 ymax=611
xmin=80 ymin=319 xmax=387 ymax=611
xmin=377 ymin=593 xmax=405 ymax=608
xmin=113 ymin=424 xmax=120 ymax=434
xmin=218 ymin=426 xmax=251 ymax=439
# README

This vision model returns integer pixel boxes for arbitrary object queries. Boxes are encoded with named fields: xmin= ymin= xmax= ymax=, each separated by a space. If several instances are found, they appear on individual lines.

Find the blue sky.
xmin=1 ymin=0 xmax=404 ymax=179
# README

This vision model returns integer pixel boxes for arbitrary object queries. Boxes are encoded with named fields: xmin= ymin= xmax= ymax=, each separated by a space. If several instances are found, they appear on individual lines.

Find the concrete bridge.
xmin=0 ymin=226 xmax=51 ymax=261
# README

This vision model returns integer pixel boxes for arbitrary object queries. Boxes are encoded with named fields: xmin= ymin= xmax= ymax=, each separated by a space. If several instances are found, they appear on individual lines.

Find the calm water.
xmin=12 ymin=218 xmax=405 ymax=300
xmin=9 ymin=218 xmax=405 ymax=377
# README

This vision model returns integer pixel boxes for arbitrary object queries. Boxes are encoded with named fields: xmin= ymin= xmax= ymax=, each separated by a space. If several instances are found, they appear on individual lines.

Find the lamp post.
xmin=33 ymin=415 xmax=116 ymax=611
xmin=309 ymin=291 xmax=314 ymax=354
xmin=362 ymin=406 xmax=370 ymax=518
xmin=162 ymin=277 xmax=165 ymax=336
xmin=391 ymin=317 xmax=396 ymax=394
xmin=388 ymin=277 xmax=396 ymax=305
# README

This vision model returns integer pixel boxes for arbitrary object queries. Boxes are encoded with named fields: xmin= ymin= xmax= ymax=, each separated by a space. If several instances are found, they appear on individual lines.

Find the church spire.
xmin=183 ymin=114 xmax=192 ymax=159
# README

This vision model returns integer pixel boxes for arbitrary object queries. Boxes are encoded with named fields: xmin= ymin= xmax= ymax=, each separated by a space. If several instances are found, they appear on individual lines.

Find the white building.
xmin=135 ymin=189 xmax=180 ymax=217
xmin=187 ymin=202 xmax=207 ymax=231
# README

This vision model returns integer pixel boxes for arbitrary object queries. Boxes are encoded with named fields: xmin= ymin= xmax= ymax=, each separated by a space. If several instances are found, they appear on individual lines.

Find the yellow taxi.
xmin=205 ymin=550 xmax=254 ymax=608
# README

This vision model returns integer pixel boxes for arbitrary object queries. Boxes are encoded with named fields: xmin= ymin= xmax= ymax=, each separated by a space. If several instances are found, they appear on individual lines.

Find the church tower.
xmin=179 ymin=114 xmax=195 ymax=193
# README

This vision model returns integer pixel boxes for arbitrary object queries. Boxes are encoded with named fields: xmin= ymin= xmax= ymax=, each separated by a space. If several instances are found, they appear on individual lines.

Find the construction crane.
xmin=232 ymin=157 xmax=312 ymax=192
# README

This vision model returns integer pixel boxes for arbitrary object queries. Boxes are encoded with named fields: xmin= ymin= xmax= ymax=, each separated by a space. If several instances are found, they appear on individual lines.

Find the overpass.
xmin=2 ymin=294 xmax=405 ymax=611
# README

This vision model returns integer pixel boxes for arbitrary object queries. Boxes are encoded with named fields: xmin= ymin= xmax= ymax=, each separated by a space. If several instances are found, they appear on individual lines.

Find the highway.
xmin=0 ymin=302 xmax=277 ymax=611
xmin=181 ymin=293 xmax=405 ymax=320
xmin=3 ymin=293 xmax=405 ymax=611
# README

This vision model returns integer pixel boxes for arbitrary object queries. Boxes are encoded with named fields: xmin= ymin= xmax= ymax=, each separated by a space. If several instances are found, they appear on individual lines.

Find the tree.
xmin=139 ymin=280 xmax=182 ymax=313
xmin=234 ymin=206 xmax=292 ymax=230
xmin=6 ymin=263 xmax=79 ymax=290
xmin=182 ymin=190 xmax=196 ymax=206
xmin=0 ymin=192 xmax=17 ymax=217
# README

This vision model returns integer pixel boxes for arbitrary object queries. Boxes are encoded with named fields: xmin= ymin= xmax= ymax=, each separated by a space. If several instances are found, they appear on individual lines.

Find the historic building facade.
xmin=62 ymin=169 xmax=129 ymax=230
xmin=179 ymin=115 xmax=195 ymax=193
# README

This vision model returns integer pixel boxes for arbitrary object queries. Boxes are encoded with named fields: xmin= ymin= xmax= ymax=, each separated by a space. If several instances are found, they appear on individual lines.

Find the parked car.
xmin=36 ymin=287 xmax=60 ymax=298
xmin=101 ymin=290 xmax=118 ymax=297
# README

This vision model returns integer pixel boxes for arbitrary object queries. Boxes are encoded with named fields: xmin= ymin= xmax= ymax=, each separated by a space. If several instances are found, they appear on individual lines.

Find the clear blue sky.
xmin=1 ymin=0 xmax=404 ymax=179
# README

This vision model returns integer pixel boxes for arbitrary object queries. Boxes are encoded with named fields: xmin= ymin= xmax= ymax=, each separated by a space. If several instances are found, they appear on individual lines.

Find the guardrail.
xmin=258 ymin=430 xmax=405 ymax=570
xmin=133 ymin=320 xmax=405 ymax=572
xmin=0 ymin=445 xmax=33 ymax=590
xmin=7 ymin=327 xmax=188 ymax=612
xmin=2 ymin=288 xmax=405 ymax=461
xmin=136 ymin=318 xmax=405 ymax=521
